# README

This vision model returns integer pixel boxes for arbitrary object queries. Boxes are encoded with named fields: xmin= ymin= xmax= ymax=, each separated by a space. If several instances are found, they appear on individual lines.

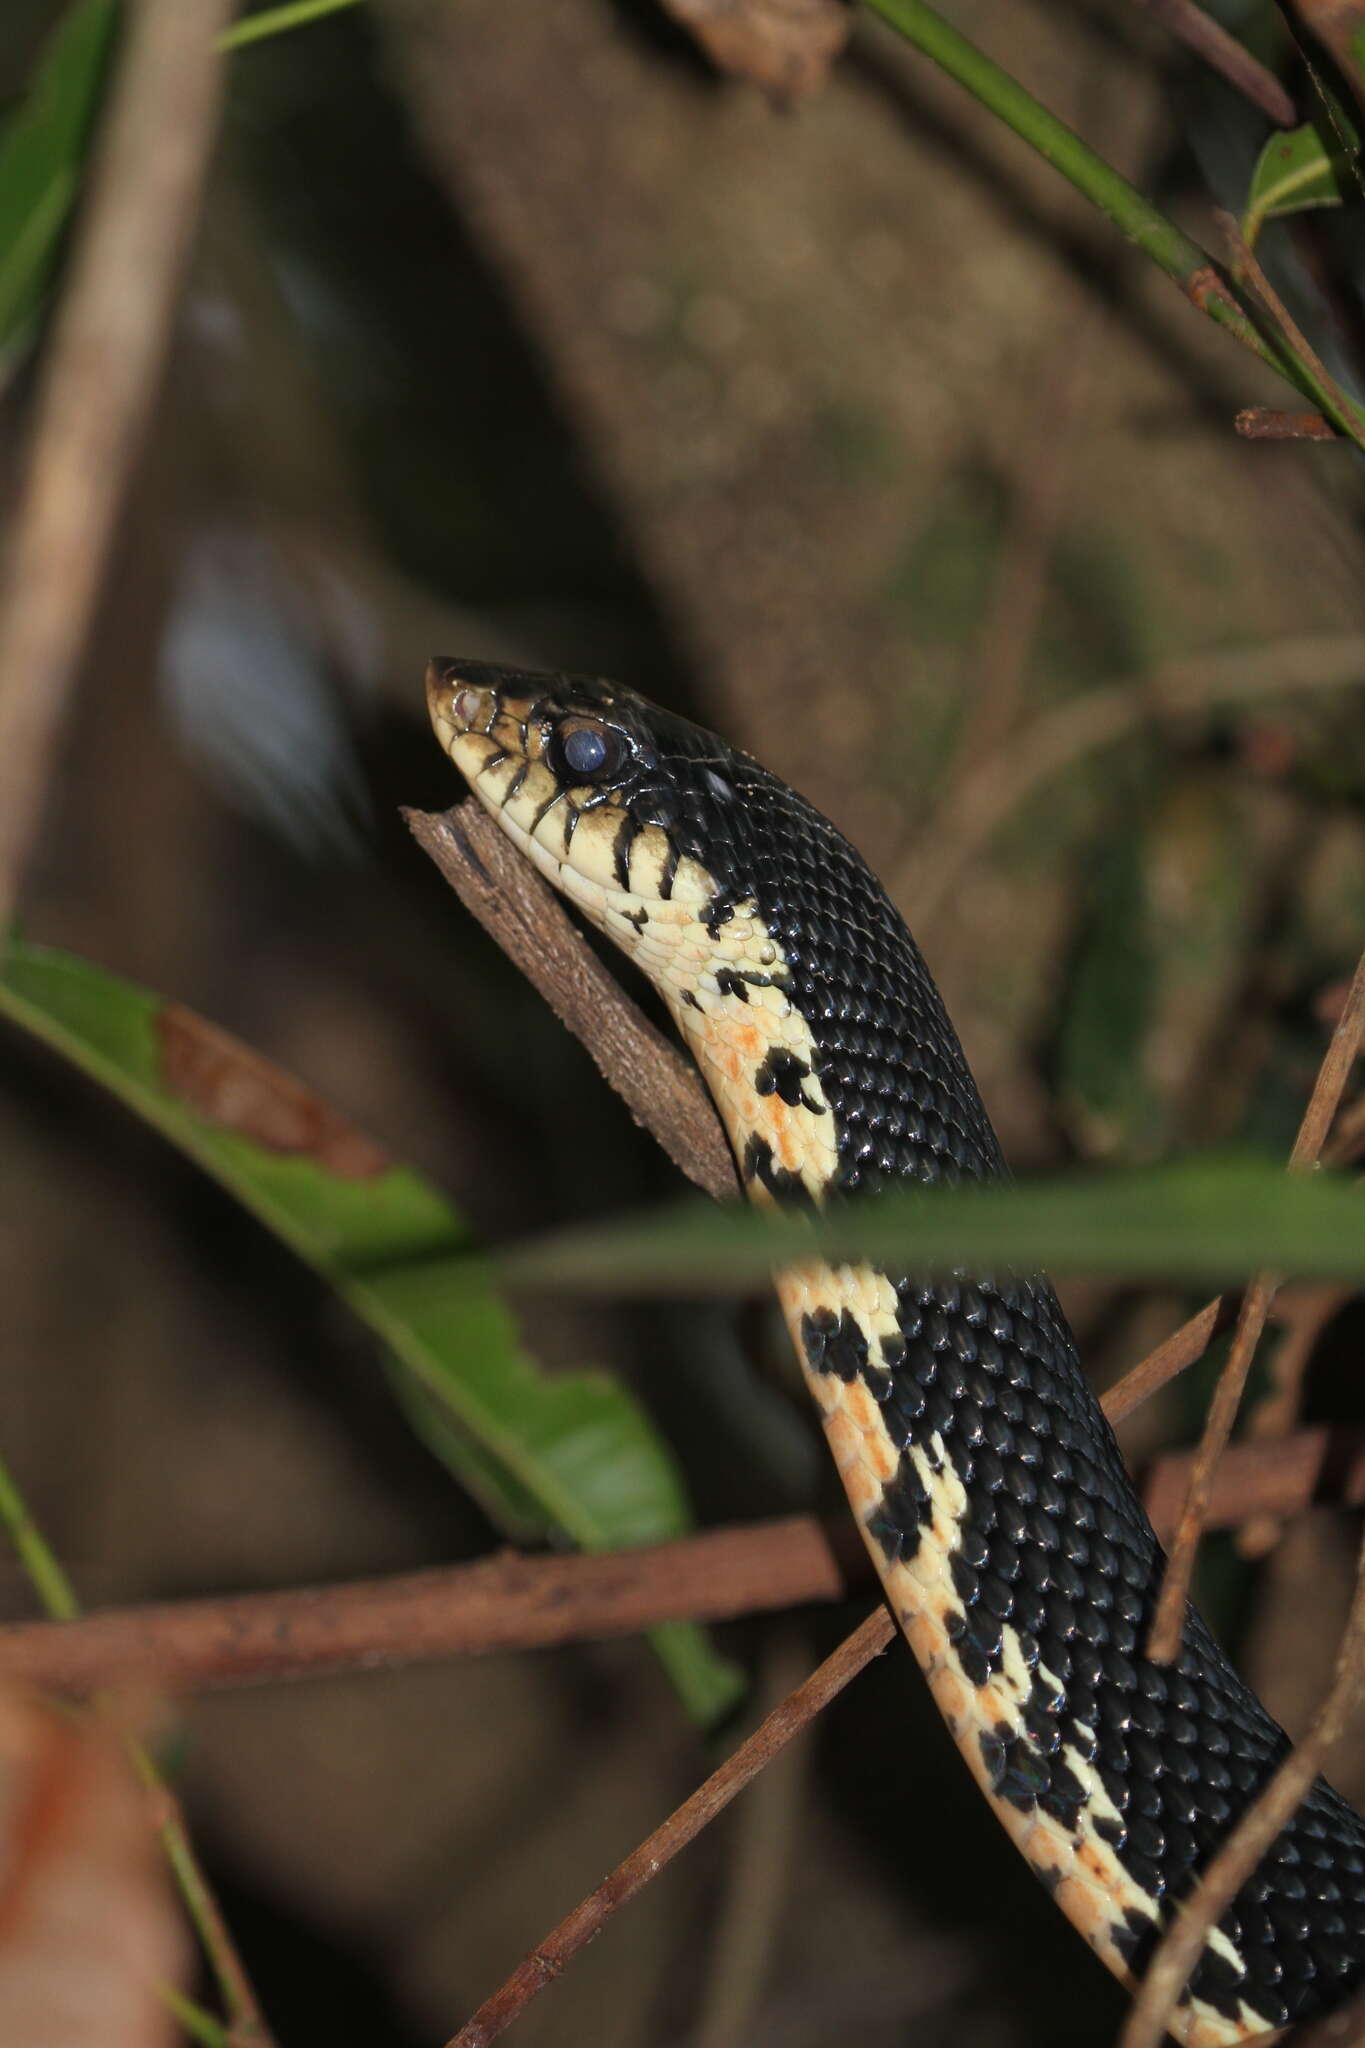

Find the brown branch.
xmin=405 ymin=804 xmax=737 ymax=1203
xmin=443 ymin=1607 xmax=896 ymax=2048
xmin=0 ymin=0 xmax=233 ymax=928
xmin=1236 ymin=407 xmax=1336 ymax=440
xmin=1219 ymin=212 xmax=1365 ymax=449
xmin=1147 ymin=945 xmax=1365 ymax=1662
xmin=0 ymin=1518 xmax=855 ymax=1694
xmin=1129 ymin=0 xmax=1297 ymax=124
xmin=1120 ymin=1520 xmax=1365 ymax=2048
xmin=9 ymin=1426 xmax=1365 ymax=1695
xmin=1100 ymin=1294 xmax=1237 ymax=1424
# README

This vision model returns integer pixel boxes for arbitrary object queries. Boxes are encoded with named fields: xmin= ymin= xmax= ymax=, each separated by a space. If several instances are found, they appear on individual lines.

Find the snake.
xmin=425 ymin=655 xmax=1365 ymax=2043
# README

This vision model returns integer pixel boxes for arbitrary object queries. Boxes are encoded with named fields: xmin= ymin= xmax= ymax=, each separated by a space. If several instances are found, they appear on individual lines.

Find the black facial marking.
xmin=613 ymin=811 xmax=640 ymax=890
xmin=659 ymin=841 xmax=680 ymax=901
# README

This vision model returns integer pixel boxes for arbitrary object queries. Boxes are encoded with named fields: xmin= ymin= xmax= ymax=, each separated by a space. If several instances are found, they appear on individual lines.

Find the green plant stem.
xmin=862 ymin=0 xmax=1360 ymax=435
xmin=220 ymin=0 xmax=363 ymax=51
xmin=0 ymin=1448 xmax=271 ymax=2043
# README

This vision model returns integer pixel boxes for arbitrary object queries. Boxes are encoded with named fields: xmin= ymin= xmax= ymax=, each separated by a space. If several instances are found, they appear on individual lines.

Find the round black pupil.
xmin=563 ymin=726 xmax=610 ymax=776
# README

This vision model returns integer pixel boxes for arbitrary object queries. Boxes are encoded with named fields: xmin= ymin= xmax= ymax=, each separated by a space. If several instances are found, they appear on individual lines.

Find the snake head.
xmin=425 ymin=656 xmax=766 ymax=936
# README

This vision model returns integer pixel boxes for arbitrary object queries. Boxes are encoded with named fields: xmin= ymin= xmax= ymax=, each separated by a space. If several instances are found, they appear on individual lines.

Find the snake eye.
xmin=551 ymin=717 xmax=629 ymax=785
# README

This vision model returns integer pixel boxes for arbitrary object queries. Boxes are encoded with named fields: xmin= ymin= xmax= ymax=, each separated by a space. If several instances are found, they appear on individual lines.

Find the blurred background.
xmin=2 ymin=1 xmax=1365 ymax=2042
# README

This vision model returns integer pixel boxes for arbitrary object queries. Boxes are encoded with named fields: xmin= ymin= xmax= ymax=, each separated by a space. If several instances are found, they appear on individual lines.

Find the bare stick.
xmin=1130 ymin=0 xmax=1296 ymax=123
xmin=1147 ymin=946 xmax=1365 ymax=1662
xmin=443 ymin=1607 xmax=896 ymax=2048
xmin=1100 ymin=1294 xmax=1237 ymax=1424
xmin=406 ymin=805 xmax=737 ymax=1202
xmin=0 ymin=1517 xmax=853 ymax=1693
xmin=1120 ymin=1521 xmax=1365 ymax=2048
xmin=9 ymin=1423 xmax=1365 ymax=1695
xmin=1280 ymin=1981 xmax=1365 ymax=2045
xmin=1236 ymin=408 xmax=1335 ymax=440
xmin=0 ymin=0 xmax=233 ymax=926
xmin=1219 ymin=212 xmax=1365 ymax=448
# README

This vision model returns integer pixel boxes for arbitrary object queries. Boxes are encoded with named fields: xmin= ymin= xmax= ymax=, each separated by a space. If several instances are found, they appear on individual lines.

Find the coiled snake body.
xmin=427 ymin=657 xmax=1365 ymax=2042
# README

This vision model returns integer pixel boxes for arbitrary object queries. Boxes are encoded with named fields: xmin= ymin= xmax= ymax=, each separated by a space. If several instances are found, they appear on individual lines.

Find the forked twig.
xmin=443 ymin=1608 xmax=896 ymax=2048
xmin=1120 ymin=1521 xmax=1365 ymax=2048
xmin=1147 ymin=947 xmax=1365 ymax=1662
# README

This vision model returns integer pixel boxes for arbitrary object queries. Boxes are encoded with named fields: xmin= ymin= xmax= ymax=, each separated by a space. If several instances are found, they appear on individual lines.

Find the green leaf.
xmin=0 ymin=940 xmax=741 ymax=1726
xmin=1243 ymin=123 xmax=1345 ymax=247
xmin=0 ymin=0 xmax=119 ymax=360
xmin=503 ymin=1156 xmax=1365 ymax=1295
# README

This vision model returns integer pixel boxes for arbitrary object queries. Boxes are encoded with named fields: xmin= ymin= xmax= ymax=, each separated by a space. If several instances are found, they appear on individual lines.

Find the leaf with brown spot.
xmin=659 ymin=0 xmax=851 ymax=100
xmin=157 ymin=1004 xmax=389 ymax=1179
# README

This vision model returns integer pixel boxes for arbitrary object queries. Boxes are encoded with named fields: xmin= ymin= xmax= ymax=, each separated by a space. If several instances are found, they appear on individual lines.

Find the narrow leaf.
xmin=0 ymin=0 xmax=119 ymax=358
xmin=0 ymin=941 xmax=741 ymax=1725
xmin=502 ymin=1157 xmax=1365 ymax=1295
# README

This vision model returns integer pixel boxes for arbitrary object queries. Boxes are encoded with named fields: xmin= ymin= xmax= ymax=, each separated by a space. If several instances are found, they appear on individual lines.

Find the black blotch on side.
xmin=754 ymin=1046 xmax=822 ymax=1112
xmin=1037 ymin=1756 xmax=1087 ymax=1831
xmin=945 ymin=1608 xmax=990 ymax=1690
xmin=1112 ymin=1908 xmax=1160 ymax=1973
xmin=741 ymin=1134 xmax=805 ymax=1201
xmin=659 ymin=841 xmax=680 ymax=900
xmin=623 ymin=905 xmax=648 ymax=933
xmin=680 ymin=988 xmax=701 ymax=1009
xmin=702 ymin=888 xmax=739 ymax=933
xmin=1188 ymin=1940 xmax=1257 ymax=2025
xmin=714 ymin=967 xmax=750 ymax=1002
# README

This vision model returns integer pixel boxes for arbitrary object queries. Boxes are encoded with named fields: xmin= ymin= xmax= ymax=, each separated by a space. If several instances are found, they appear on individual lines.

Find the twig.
xmin=0 ymin=0 xmax=232 ymax=928
xmin=1237 ymin=1285 xmax=1349 ymax=1557
xmin=1218 ymin=211 xmax=1365 ymax=450
xmin=0 ymin=1517 xmax=854 ymax=1693
xmin=1236 ymin=407 xmax=1336 ymax=439
xmin=1147 ymin=945 xmax=1365 ymax=1663
xmin=1119 ymin=1519 xmax=1365 ymax=2048
xmin=1128 ymin=0 xmax=1297 ymax=125
xmin=897 ymin=632 xmax=1365 ymax=925
xmin=405 ymin=805 xmax=737 ymax=1203
xmin=443 ymin=1607 xmax=896 ymax=2048
xmin=10 ymin=1423 xmax=1365 ymax=1694
xmin=1100 ymin=1294 xmax=1237 ymax=1423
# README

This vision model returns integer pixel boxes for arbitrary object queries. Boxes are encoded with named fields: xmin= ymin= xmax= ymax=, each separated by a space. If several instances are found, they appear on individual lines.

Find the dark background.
xmin=3 ymin=2 xmax=1365 ymax=2043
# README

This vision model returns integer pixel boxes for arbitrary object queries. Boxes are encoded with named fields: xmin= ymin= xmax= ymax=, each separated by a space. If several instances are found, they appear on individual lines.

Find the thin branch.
xmin=443 ymin=1608 xmax=896 ymax=2048
xmin=1147 ymin=944 xmax=1365 ymax=1662
xmin=1120 ymin=1520 xmax=1365 ymax=2048
xmin=0 ymin=0 xmax=233 ymax=928
xmin=1281 ymin=1981 xmax=1365 ymax=2045
xmin=405 ymin=805 xmax=737 ymax=1203
xmin=1236 ymin=407 xmax=1336 ymax=440
xmin=9 ymin=1424 xmax=1365 ymax=1694
xmin=1218 ymin=212 xmax=1365 ymax=449
xmin=1100 ymin=1294 xmax=1237 ymax=1424
xmin=0 ymin=1517 xmax=854 ymax=1693
xmin=1128 ymin=0 xmax=1297 ymax=125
